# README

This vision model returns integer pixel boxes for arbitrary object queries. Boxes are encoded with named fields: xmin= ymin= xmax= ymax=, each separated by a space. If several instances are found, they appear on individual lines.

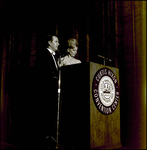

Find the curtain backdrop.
xmin=0 ymin=1 xmax=146 ymax=148
xmin=115 ymin=1 xmax=146 ymax=148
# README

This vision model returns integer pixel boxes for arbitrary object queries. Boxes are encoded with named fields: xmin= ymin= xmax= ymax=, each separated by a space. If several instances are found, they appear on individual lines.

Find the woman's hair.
xmin=67 ymin=38 xmax=78 ymax=48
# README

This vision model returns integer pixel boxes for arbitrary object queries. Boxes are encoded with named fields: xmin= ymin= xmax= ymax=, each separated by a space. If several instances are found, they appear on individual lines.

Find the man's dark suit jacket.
xmin=34 ymin=48 xmax=59 ymax=139
xmin=7 ymin=49 xmax=59 ymax=148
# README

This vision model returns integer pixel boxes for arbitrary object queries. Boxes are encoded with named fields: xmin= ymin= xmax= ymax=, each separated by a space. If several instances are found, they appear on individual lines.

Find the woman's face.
xmin=68 ymin=46 xmax=78 ymax=57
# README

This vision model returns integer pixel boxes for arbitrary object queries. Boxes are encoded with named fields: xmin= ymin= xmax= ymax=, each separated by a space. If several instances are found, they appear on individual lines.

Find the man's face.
xmin=49 ymin=36 xmax=59 ymax=51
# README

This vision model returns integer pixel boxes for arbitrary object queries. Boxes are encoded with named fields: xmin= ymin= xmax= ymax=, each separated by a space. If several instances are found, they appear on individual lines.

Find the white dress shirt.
xmin=47 ymin=48 xmax=58 ymax=70
xmin=47 ymin=48 xmax=55 ymax=55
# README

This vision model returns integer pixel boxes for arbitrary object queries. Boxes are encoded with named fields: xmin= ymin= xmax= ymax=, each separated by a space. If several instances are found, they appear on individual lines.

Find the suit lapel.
xmin=47 ymin=50 xmax=58 ymax=70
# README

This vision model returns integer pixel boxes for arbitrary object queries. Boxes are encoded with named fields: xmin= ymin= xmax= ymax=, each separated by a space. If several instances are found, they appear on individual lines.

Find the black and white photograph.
xmin=0 ymin=1 xmax=146 ymax=149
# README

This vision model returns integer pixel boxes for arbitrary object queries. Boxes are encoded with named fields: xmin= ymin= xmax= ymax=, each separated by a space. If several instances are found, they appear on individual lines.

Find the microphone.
xmin=98 ymin=55 xmax=112 ymax=62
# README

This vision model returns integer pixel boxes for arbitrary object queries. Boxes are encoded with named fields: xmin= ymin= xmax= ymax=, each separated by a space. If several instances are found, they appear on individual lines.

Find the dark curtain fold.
xmin=0 ymin=1 xmax=146 ymax=149
xmin=115 ymin=1 xmax=146 ymax=148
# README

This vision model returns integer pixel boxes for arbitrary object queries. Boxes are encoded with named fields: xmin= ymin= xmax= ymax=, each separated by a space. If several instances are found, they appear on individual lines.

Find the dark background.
xmin=0 ymin=1 xmax=146 ymax=149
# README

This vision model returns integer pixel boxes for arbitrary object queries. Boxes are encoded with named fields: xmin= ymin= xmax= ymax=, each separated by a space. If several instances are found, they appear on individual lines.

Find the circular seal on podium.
xmin=92 ymin=68 xmax=119 ymax=115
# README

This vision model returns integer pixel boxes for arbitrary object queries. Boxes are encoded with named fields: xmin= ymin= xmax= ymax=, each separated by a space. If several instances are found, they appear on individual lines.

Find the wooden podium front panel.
xmin=89 ymin=62 xmax=121 ymax=149
xmin=60 ymin=62 xmax=121 ymax=149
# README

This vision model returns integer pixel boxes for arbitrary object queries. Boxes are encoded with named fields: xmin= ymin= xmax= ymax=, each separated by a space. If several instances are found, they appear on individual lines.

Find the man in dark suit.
xmin=30 ymin=34 xmax=60 ymax=149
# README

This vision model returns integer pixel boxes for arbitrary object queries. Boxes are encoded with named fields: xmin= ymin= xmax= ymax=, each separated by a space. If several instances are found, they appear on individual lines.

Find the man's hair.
xmin=67 ymin=38 xmax=78 ymax=48
xmin=46 ymin=34 xmax=58 ymax=47
xmin=46 ymin=34 xmax=57 ymax=42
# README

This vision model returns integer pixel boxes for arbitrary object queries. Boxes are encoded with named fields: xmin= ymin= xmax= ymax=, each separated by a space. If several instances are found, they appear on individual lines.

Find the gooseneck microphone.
xmin=98 ymin=55 xmax=112 ymax=65
xmin=98 ymin=55 xmax=112 ymax=61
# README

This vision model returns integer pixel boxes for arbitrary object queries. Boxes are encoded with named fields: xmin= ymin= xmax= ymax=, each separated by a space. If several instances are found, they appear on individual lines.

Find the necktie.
xmin=47 ymin=48 xmax=58 ymax=70
xmin=51 ymin=53 xmax=58 ymax=70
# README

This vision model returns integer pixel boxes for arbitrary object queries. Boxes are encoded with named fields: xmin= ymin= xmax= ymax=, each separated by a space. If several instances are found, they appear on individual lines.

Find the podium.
xmin=59 ymin=62 xmax=122 ymax=149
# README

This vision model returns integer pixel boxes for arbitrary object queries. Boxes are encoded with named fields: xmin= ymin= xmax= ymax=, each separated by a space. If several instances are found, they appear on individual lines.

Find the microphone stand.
xmin=56 ymin=54 xmax=61 ymax=149
xmin=98 ymin=55 xmax=112 ymax=65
